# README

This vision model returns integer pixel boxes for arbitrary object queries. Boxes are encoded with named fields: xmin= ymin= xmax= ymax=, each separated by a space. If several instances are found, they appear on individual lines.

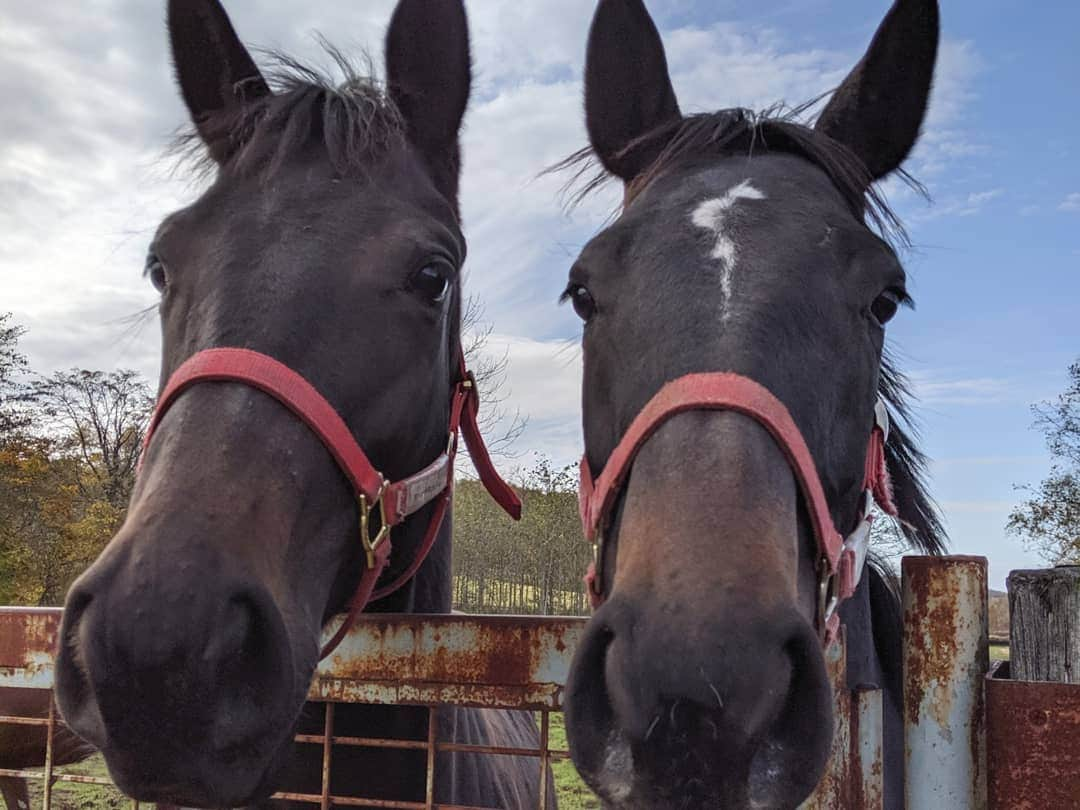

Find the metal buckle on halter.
xmin=820 ymin=489 xmax=876 ymax=626
xmin=590 ymin=530 xmax=605 ymax=600
xmin=359 ymin=481 xmax=390 ymax=570
xmin=818 ymin=559 xmax=840 ymax=627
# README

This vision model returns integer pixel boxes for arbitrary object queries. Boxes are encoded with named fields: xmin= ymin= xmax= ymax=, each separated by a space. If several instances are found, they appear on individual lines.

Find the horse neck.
xmin=369 ymin=512 xmax=454 ymax=616
xmin=409 ymin=513 xmax=454 ymax=615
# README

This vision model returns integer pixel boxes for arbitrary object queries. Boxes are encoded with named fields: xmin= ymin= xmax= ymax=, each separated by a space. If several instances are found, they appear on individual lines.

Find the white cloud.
xmin=966 ymin=188 xmax=1004 ymax=206
xmin=1059 ymin=192 xmax=1080 ymax=212
xmin=906 ymin=187 xmax=1005 ymax=223
xmin=472 ymin=334 xmax=583 ymax=471
xmin=0 ymin=0 xmax=993 ymax=448
xmin=908 ymin=372 xmax=1012 ymax=406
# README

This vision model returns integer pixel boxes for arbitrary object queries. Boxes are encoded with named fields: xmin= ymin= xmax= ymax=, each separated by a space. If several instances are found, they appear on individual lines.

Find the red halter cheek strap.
xmin=578 ymin=373 xmax=895 ymax=646
xmin=139 ymin=348 xmax=521 ymax=660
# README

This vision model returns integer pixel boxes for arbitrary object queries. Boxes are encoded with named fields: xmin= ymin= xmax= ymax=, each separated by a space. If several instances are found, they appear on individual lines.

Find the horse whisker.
xmin=645 ymin=713 xmax=662 ymax=741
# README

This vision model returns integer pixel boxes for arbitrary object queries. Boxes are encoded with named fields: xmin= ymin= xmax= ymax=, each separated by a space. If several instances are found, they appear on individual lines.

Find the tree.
xmin=453 ymin=455 xmax=591 ymax=616
xmin=0 ymin=440 xmax=93 ymax=605
xmin=0 ymin=369 xmax=154 ymax=604
xmin=0 ymin=313 xmax=31 ymax=441
xmin=1008 ymin=361 xmax=1080 ymax=564
xmin=461 ymin=296 xmax=527 ymax=460
xmin=32 ymin=369 xmax=154 ymax=509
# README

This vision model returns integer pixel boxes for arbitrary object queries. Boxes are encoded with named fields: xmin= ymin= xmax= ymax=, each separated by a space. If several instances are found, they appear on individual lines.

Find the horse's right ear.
xmin=584 ymin=0 xmax=682 ymax=183
xmin=167 ymin=0 xmax=270 ymax=164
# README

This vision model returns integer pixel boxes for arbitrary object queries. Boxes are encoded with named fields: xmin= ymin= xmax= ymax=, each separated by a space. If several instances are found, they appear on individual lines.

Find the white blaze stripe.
xmin=691 ymin=180 xmax=766 ymax=314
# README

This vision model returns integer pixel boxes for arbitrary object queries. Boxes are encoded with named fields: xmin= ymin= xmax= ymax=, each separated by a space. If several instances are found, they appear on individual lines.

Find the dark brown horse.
xmin=0 ymin=689 xmax=96 ymax=810
xmin=560 ymin=1 xmax=944 ymax=808
xmin=52 ymin=1 xmax=546 ymax=807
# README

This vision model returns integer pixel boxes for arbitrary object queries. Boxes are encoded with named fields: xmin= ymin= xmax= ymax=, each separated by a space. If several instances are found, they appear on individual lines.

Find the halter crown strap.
xmin=140 ymin=347 xmax=521 ymax=660
xmin=579 ymin=372 xmax=895 ymax=645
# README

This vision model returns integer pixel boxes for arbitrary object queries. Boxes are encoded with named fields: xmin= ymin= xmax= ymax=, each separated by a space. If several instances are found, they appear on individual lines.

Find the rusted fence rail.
xmin=0 ymin=557 xmax=1076 ymax=809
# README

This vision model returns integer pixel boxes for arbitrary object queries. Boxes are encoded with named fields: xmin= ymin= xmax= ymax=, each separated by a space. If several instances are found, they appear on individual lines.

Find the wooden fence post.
xmin=1007 ymin=566 xmax=1080 ymax=683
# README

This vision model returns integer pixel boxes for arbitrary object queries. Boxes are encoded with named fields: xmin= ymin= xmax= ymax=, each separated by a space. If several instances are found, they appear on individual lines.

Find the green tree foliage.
xmin=1008 ymin=361 xmax=1080 ymax=564
xmin=453 ymin=457 xmax=592 ymax=616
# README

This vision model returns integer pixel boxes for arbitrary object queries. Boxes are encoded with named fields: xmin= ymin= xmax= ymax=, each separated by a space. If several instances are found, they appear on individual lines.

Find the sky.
xmin=1 ymin=0 xmax=1076 ymax=589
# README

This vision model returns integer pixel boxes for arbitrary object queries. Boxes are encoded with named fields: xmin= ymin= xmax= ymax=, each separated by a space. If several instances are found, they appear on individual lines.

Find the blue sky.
xmin=1 ymin=0 xmax=1075 ymax=588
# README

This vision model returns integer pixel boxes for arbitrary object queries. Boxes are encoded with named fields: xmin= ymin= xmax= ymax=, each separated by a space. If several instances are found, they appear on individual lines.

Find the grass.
xmin=26 ymin=754 xmax=127 ymax=810
xmin=547 ymin=712 xmax=602 ymax=810
xmin=21 ymin=722 xmax=600 ymax=810
xmin=990 ymin=641 xmax=1010 ymax=661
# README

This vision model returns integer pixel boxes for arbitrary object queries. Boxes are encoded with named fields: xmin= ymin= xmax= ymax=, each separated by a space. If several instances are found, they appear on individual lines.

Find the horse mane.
xmin=880 ymin=355 xmax=946 ymax=555
xmin=556 ymin=106 xmax=945 ymax=558
xmin=175 ymin=44 xmax=405 ymax=180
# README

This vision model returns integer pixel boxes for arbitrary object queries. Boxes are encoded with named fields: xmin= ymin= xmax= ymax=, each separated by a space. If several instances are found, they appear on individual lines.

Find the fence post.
xmin=1007 ymin=566 xmax=1080 ymax=683
xmin=903 ymin=556 xmax=989 ymax=810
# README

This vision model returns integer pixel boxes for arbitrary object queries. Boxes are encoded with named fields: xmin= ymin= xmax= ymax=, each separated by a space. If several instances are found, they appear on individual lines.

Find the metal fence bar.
xmin=0 ymin=770 xmax=114 ymax=786
xmin=852 ymin=687 xmax=883 ymax=810
xmin=799 ymin=631 xmax=854 ymax=808
xmin=321 ymin=703 xmax=334 ymax=810
xmin=425 ymin=706 xmax=438 ymax=810
xmin=903 ymin=556 xmax=989 ymax=810
xmin=290 ymin=732 xmax=571 ymax=759
xmin=0 ymin=715 xmax=49 ymax=725
xmin=42 ymin=700 xmax=56 ymax=810
xmin=537 ymin=711 xmax=549 ymax=810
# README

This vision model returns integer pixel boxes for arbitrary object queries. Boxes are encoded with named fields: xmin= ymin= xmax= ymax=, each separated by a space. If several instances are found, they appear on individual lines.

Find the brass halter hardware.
xmin=359 ymin=481 xmax=390 ymax=570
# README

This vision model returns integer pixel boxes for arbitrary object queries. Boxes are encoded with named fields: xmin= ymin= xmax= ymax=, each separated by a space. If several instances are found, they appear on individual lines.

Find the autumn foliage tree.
xmin=1008 ymin=360 xmax=1080 ymax=564
xmin=0 ymin=315 xmax=153 ymax=604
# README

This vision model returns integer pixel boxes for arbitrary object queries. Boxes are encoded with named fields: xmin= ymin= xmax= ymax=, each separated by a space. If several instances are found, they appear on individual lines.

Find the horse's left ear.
xmin=815 ymin=0 xmax=939 ymax=181
xmin=385 ymin=0 xmax=471 ymax=203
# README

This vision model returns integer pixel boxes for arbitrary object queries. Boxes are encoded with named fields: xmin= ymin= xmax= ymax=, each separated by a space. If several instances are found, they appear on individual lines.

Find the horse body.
xmin=560 ymin=1 xmax=943 ymax=807
xmin=51 ymin=1 xmax=547 ymax=807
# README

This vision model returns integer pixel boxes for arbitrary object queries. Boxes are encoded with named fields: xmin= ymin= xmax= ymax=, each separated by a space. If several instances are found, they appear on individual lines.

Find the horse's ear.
xmin=385 ymin=0 xmax=471 ymax=203
xmin=815 ymin=0 xmax=939 ymax=181
xmin=584 ymin=0 xmax=682 ymax=183
xmin=167 ymin=0 xmax=270 ymax=165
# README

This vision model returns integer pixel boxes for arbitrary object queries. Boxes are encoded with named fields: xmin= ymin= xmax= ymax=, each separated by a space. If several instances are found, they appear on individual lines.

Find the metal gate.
xmin=0 ymin=557 xmax=1006 ymax=810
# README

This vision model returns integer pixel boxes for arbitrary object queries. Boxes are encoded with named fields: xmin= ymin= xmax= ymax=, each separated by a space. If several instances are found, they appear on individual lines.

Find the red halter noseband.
xmin=578 ymin=372 xmax=896 ymax=645
xmin=140 ymin=347 xmax=521 ymax=659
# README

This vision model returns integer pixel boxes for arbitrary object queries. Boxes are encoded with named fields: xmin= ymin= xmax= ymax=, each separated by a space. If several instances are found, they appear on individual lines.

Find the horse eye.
xmin=565 ymin=284 xmax=597 ymax=322
xmin=870 ymin=289 xmax=902 ymax=327
xmin=145 ymin=252 xmax=167 ymax=293
xmin=410 ymin=263 xmax=452 ymax=303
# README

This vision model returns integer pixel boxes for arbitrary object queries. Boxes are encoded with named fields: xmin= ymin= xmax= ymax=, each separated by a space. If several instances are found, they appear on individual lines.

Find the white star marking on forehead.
xmin=691 ymin=179 xmax=766 ymax=318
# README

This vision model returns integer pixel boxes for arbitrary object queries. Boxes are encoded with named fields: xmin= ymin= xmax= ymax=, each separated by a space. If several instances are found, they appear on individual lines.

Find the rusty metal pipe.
xmin=903 ymin=556 xmax=989 ymax=809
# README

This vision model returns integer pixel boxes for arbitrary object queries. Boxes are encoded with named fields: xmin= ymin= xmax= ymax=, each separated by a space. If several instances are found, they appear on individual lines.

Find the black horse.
xmin=559 ymin=1 xmax=944 ymax=808
xmin=53 ymin=1 xmax=546 ymax=807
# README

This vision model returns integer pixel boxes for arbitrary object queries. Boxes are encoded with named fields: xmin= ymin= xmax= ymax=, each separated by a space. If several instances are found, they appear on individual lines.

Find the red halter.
xmin=140 ymin=347 xmax=521 ymax=659
xmin=578 ymin=372 xmax=895 ymax=645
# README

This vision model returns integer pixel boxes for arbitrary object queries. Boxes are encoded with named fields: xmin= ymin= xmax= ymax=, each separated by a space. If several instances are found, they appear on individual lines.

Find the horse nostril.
xmin=54 ymin=585 xmax=108 ymax=748
xmin=206 ymin=595 xmax=258 ymax=664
